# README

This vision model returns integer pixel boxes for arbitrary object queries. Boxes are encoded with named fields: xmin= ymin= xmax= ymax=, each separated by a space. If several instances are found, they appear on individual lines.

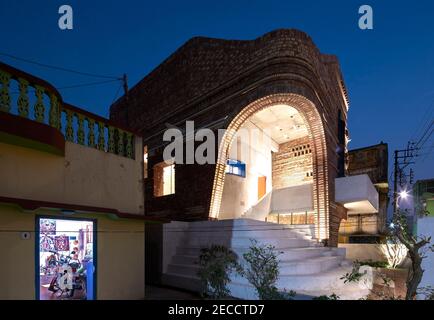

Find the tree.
xmin=389 ymin=210 xmax=434 ymax=299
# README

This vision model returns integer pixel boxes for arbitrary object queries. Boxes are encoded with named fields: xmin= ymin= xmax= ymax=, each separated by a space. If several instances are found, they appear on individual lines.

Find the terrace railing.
xmin=0 ymin=62 xmax=136 ymax=159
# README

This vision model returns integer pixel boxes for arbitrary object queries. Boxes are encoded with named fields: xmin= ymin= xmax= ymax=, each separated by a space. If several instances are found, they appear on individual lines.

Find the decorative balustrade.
xmin=0 ymin=62 xmax=137 ymax=159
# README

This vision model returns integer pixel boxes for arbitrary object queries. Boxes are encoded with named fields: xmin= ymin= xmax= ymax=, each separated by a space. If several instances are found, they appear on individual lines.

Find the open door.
xmin=36 ymin=216 xmax=96 ymax=300
xmin=258 ymin=176 xmax=267 ymax=200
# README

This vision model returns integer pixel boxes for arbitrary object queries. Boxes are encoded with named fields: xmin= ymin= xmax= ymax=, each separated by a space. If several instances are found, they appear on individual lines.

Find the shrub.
xmin=357 ymin=259 xmax=389 ymax=269
xmin=197 ymin=245 xmax=241 ymax=299
xmin=240 ymin=239 xmax=294 ymax=300
xmin=340 ymin=261 xmax=367 ymax=284
xmin=312 ymin=293 xmax=340 ymax=300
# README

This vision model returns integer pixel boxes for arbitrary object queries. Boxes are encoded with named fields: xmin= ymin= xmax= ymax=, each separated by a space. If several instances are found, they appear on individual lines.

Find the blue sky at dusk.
xmin=0 ymin=0 xmax=433 ymax=184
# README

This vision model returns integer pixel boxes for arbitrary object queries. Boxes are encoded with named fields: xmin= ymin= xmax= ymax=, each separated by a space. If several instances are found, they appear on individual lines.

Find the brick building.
xmin=110 ymin=29 xmax=380 ymax=246
xmin=338 ymin=143 xmax=389 ymax=243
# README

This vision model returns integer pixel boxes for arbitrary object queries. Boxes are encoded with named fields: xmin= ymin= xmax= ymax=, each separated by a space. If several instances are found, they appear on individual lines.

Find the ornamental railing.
xmin=0 ymin=61 xmax=137 ymax=159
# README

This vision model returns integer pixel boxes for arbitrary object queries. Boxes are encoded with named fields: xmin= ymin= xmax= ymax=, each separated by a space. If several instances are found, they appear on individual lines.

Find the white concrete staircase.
xmin=161 ymin=219 xmax=373 ymax=300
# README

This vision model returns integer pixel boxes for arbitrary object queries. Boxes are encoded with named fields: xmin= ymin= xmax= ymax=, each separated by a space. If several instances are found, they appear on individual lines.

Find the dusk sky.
xmin=1 ymin=0 xmax=433 ymax=184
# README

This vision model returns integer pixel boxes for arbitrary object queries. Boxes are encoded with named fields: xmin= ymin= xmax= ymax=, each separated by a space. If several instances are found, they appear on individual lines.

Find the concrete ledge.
xmin=335 ymin=174 xmax=379 ymax=214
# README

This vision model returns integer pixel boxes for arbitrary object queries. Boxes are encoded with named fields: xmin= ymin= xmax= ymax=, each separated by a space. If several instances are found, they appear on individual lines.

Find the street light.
xmin=399 ymin=190 xmax=409 ymax=200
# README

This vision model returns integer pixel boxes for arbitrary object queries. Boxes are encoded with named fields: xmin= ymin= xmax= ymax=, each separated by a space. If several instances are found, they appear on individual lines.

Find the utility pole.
xmin=122 ymin=73 xmax=129 ymax=125
xmin=122 ymin=73 xmax=128 ymax=97
xmin=393 ymin=142 xmax=418 ymax=214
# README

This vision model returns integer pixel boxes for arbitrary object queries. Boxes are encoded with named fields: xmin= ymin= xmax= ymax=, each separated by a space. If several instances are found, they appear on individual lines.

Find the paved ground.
xmin=145 ymin=285 xmax=202 ymax=300
xmin=144 ymin=285 xmax=317 ymax=300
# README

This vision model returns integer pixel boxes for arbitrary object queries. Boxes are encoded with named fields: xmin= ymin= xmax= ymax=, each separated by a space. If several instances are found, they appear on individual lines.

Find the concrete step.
xmin=176 ymin=243 xmax=323 ymax=257
xmin=226 ymin=265 xmax=373 ymax=300
xmin=231 ymin=237 xmax=316 ymax=248
xmin=161 ymin=272 xmax=202 ymax=292
xmin=173 ymin=246 xmax=344 ymax=265
xmin=183 ymin=229 xmax=312 ymax=240
xmin=162 ymin=264 xmax=373 ymax=300
xmin=185 ymin=236 xmax=315 ymax=248
xmin=278 ymin=247 xmax=339 ymax=261
xmin=172 ymin=254 xmax=200 ymax=265
xmin=161 ymin=219 xmax=370 ymax=300
xmin=168 ymin=253 xmax=344 ymax=278
xmin=167 ymin=263 xmax=200 ymax=278
xmin=279 ymin=256 xmax=344 ymax=275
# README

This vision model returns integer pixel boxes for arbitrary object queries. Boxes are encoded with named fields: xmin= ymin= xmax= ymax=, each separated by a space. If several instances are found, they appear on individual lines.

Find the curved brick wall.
xmin=110 ymin=29 xmax=350 ymax=245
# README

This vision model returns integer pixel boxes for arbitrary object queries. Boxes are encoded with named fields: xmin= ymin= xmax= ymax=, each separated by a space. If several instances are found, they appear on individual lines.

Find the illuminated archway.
xmin=208 ymin=93 xmax=329 ymax=240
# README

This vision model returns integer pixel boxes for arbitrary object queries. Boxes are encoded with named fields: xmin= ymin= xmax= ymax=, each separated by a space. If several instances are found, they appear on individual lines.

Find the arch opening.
xmin=209 ymin=94 xmax=329 ymax=240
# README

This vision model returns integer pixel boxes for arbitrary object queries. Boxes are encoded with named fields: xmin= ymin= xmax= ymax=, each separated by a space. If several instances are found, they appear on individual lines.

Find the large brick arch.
xmin=209 ymin=93 xmax=329 ymax=240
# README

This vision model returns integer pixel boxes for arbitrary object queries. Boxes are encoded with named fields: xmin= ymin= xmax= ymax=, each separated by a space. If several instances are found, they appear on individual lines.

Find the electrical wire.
xmin=57 ymin=79 xmax=120 ymax=90
xmin=0 ymin=51 xmax=121 ymax=80
xmin=410 ymin=100 xmax=434 ymax=144
xmin=415 ymin=122 xmax=433 ymax=150
xmin=111 ymin=82 xmax=123 ymax=104
xmin=8 ymin=78 xmax=121 ymax=95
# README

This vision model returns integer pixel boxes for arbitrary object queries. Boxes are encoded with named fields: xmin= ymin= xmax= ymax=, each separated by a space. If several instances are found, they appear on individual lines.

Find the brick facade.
xmin=110 ymin=29 xmax=350 ymax=245
xmin=272 ymin=136 xmax=313 ymax=189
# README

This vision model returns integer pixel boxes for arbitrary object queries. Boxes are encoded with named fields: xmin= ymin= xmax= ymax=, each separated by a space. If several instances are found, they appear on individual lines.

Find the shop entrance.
xmin=36 ymin=216 xmax=96 ymax=300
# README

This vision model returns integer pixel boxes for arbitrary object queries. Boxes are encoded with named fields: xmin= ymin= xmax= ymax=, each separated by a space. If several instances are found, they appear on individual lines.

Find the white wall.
xmin=219 ymin=122 xmax=275 ymax=219
xmin=418 ymin=217 xmax=434 ymax=294
xmin=338 ymin=243 xmax=408 ymax=267
xmin=162 ymin=221 xmax=189 ymax=273
xmin=272 ymin=184 xmax=313 ymax=213
xmin=335 ymin=174 xmax=379 ymax=214
xmin=244 ymin=184 xmax=313 ymax=221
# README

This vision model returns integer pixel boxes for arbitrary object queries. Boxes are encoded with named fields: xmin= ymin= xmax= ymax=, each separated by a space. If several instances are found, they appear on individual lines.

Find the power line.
xmin=111 ymin=82 xmax=123 ymax=104
xmin=417 ymin=142 xmax=434 ymax=164
xmin=0 ymin=51 xmax=121 ymax=80
xmin=410 ymin=100 xmax=434 ymax=143
xmin=9 ymin=79 xmax=121 ymax=95
xmin=57 ymin=79 xmax=120 ymax=90
xmin=415 ymin=121 xmax=433 ymax=150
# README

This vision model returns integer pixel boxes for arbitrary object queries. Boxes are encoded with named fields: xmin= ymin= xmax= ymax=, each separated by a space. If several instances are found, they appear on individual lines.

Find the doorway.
xmin=258 ymin=176 xmax=267 ymax=200
xmin=36 ymin=216 xmax=96 ymax=300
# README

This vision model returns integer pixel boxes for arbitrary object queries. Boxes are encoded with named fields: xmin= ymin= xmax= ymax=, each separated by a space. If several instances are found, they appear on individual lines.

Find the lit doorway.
xmin=36 ymin=216 xmax=96 ymax=300
xmin=258 ymin=176 xmax=267 ymax=200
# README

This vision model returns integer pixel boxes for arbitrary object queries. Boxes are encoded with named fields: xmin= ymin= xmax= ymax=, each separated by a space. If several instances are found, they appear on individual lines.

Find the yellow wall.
xmin=0 ymin=140 xmax=144 ymax=214
xmin=0 ymin=206 xmax=35 ymax=299
xmin=0 ymin=205 xmax=145 ymax=300
xmin=97 ymin=216 xmax=145 ymax=299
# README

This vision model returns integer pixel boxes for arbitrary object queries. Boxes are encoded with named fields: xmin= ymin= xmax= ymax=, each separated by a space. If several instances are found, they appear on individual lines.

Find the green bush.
xmin=340 ymin=261 xmax=367 ymax=284
xmin=357 ymin=259 xmax=389 ymax=269
xmin=312 ymin=293 xmax=340 ymax=300
xmin=197 ymin=245 xmax=241 ymax=299
xmin=240 ymin=239 xmax=294 ymax=300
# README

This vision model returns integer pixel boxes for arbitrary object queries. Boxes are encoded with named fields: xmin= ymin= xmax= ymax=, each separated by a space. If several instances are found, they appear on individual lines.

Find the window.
xmin=143 ymin=146 xmax=148 ymax=179
xmin=226 ymin=159 xmax=246 ymax=177
xmin=153 ymin=161 xmax=175 ymax=197
xmin=163 ymin=164 xmax=175 ymax=195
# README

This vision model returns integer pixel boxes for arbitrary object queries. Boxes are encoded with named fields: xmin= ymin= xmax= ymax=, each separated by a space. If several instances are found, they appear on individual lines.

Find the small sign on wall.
xmin=21 ymin=232 xmax=31 ymax=240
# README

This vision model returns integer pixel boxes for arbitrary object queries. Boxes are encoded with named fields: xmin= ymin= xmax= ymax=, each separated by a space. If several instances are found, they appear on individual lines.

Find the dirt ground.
xmin=367 ymin=268 xmax=408 ymax=300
